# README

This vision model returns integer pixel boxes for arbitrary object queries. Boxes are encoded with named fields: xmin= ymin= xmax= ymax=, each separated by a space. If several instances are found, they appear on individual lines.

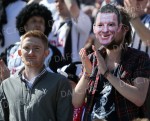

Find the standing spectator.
xmin=48 ymin=0 xmax=92 ymax=74
xmin=73 ymin=4 xmax=150 ymax=121
xmin=123 ymin=0 xmax=150 ymax=118
xmin=123 ymin=0 xmax=150 ymax=56
xmin=0 ymin=30 xmax=73 ymax=121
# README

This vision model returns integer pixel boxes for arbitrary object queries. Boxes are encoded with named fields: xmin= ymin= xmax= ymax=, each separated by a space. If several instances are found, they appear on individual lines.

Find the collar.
xmin=18 ymin=66 xmax=47 ymax=82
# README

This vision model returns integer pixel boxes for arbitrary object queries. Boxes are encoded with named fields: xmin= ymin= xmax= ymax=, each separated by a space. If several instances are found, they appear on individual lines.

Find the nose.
xmin=102 ymin=25 xmax=109 ymax=33
xmin=28 ymin=49 xmax=33 ymax=55
xmin=35 ymin=21 xmax=41 ymax=27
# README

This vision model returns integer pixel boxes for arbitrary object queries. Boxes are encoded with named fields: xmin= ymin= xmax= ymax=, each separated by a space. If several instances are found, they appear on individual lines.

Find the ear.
xmin=44 ymin=49 xmax=50 ymax=57
xmin=123 ymin=26 xmax=129 ymax=32
xmin=18 ymin=49 xmax=22 ymax=56
xmin=93 ymin=25 xmax=97 ymax=34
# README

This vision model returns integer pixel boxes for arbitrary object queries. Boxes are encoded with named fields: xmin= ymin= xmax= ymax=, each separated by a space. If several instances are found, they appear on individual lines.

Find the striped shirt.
xmin=131 ymin=14 xmax=150 ymax=56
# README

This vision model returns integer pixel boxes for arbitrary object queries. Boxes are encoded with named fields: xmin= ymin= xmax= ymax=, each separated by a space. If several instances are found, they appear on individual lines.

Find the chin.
xmin=99 ymin=41 xmax=111 ymax=47
xmin=99 ymin=39 xmax=113 ymax=45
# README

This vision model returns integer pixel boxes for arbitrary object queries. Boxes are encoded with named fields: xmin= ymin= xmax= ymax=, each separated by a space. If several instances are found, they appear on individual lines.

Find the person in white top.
xmin=48 ymin=0 xmax=92 ymax=68
xmin=123 ymin=0 xmax=150 ymax=56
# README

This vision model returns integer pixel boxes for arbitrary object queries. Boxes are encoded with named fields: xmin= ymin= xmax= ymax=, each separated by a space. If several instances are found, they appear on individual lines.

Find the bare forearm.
xmin=131 ymin=18 xmax=150 ymax=45
xmin=106 ymin=73 xmax=149 ymax=107
xmin=72 ymin=75 xmax=89 ymax=108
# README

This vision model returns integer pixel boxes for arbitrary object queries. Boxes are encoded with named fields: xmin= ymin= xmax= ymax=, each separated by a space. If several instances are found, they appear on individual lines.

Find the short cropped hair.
xmin=95 ymin=4 xmax=122 ymax=25
xmin=21 ymin=30 xmax=49 ymax=49
xmin=16 ymin=3 xmax=53 ymax=36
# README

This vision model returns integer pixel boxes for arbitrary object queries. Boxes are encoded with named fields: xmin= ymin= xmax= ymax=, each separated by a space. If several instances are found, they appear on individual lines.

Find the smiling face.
xmin=19 ymin=36 xmax=49 ymax=68
xmin=93 ymin=12 xmax=122 ymax=49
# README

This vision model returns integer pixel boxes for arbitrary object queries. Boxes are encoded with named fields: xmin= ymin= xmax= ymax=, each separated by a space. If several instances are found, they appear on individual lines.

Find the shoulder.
xmin=72 ymin=10 xmax=91 ymax=26
xmin=52 ymin=20 xmax=61 ymax=28
xmin=45 ymin=72 xmax=71 ymax=90
xmin=1 ymin=73 xmax=20 ymax=89
xmin=122 ymin=47 xmax=150 ymax=67
xmin=124 ymin=47 xmax=149 ymax=58
xmin=46 ymin=71 xmax=69 ymax=83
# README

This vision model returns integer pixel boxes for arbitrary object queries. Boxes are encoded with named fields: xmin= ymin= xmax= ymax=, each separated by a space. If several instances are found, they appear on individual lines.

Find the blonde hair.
xmin=21 ymin=30 xmax=49 ymax=49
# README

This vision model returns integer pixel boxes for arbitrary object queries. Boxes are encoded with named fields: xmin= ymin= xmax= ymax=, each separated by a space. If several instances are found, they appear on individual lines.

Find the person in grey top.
xmin=0 ymin=30 xmax=73 ymax=121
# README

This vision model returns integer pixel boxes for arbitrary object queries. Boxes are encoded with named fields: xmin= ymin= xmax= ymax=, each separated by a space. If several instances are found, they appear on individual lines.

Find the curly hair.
xmin=16 ymin=3 xmax=53 ymax=36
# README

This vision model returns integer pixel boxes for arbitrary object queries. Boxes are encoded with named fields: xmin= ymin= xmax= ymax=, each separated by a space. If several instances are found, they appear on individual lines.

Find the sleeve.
xmin=0 ymin=84 xmax=9 ymax=121
xmin=56 ymin=77 xmax=73 ymax=121
xmin=133 ymin=52 xmax=150 ymax=79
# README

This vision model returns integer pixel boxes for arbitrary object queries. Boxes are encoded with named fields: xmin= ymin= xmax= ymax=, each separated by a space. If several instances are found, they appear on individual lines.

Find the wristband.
xmin=84 ymin=72 xmax=91 ymax=77
xmin=83 ymin=72 xmax=91 ymax=80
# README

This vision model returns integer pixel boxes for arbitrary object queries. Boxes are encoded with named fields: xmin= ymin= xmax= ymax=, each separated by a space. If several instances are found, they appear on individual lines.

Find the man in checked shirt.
xmin=73 ymin=4 xmax=150 ymax=121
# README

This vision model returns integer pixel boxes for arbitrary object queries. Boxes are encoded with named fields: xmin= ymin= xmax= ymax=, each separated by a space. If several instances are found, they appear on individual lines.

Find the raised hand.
xmin=79 ymin=48 xmax=92 ymax=74
xmin=124 ymin=0 xmax=141 ymax=18
xmin=92 ymin=45 xmax=107 ymax=75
